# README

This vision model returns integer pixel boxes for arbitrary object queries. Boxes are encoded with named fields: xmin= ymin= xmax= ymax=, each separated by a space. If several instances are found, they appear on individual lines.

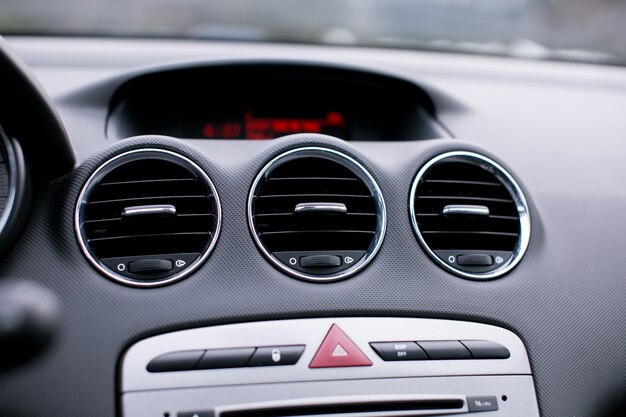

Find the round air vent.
xmin=410 ymin=151 xmax=530 ymax=280
xmin=75 ymin=149 xmax=221 ymax=287
xmin=248 ymin=147 xmax=386 ymax=282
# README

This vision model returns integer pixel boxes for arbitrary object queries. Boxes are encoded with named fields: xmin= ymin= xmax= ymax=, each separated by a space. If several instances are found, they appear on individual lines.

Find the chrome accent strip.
xmin=122 ymin=204 xmax=177 ymax=217
xmin=0 ymin=126 xmax=18 ymax=239
xmin=75 ymin=148 xmax=222 ymax=288
xmin=294 ymin=202 xmax=347 ymax=215
xmin=409 ymin=151 xmax=531 ymax=280
xmin=248 ymin=147 xmax=386 ymax=283
xmin=442 ymin=205 xmax=490 ymax=217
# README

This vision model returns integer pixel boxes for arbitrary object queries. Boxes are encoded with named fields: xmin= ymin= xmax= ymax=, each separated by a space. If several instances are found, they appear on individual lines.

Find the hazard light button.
xmin=309 ymin=324 xmax=372 ymax=368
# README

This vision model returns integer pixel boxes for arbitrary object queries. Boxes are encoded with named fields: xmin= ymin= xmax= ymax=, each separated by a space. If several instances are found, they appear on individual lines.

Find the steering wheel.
xmin=0 ymin=37 xmax=74 ymax=180
xmin=0 ymin=37 xmax=74 ymax=370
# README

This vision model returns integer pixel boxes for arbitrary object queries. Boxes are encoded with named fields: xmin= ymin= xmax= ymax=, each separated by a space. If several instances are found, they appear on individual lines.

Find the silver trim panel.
xmin=74 ymin=148 xmax=222 ymax=287
xmin=121 ymin=317 xmax=531 ymax=393
xmin=409 ymin=151 xmax=531 ymax=280
xmin=123 ymin=375 xmax=539 ymax=417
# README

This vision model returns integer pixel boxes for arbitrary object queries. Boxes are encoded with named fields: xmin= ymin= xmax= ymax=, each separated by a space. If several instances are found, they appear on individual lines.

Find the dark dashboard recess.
xmin=107 ymin=64 xmax=449 ymax=141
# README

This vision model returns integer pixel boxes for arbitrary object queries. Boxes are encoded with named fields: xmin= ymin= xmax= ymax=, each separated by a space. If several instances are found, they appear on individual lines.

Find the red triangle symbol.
xmin=309 ymin=324 xmax=372 ymax=368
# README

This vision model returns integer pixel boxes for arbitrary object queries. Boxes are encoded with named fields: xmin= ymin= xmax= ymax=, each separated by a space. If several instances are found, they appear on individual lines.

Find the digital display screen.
xmin=187 ymin=110 xmax=348 ymax=140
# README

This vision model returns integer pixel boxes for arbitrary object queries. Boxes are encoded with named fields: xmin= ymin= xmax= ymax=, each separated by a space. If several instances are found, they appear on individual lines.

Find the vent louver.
xmin=248 ymin=147 xmax=386 ymax=282
xmin=410 ymin=152 xmax=530 ymax=280
xmin=75 ymin=149 xmax=221 ymax=287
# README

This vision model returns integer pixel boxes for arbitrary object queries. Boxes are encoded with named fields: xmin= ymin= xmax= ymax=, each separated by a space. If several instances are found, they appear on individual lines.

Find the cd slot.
xmin=219 ymin=395 xmax=467 ymax=417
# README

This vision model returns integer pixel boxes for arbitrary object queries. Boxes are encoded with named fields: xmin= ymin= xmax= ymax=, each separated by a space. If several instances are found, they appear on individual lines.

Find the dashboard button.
xmin=456 ymin=254 xmax=493 ymax=267
xmin=309 ymin=324 xmax=372 ymax=368
xmin=418 ymin=341 xmax=472 ymax=360
xmin=127 ymin=259 xmax=173 ymax=273
xmin=197 ymin=347 xmax=255 ymax=370
xmin=370 ymin=342 xmax=427 ymax=361
xmin=300 ymin=255 xmax=342 ymax=268
xmin=467 ymin=396 xmax=499 ymax=412
xmin=248 ymin=345 xmax=305 ymax=367
xmin=147 ymin=350 xmax=204 ymax=373
xmin=461 ymin=340 xmax=510 ymax=359
xmin=273 ymin=251 xmax=366 ymax=275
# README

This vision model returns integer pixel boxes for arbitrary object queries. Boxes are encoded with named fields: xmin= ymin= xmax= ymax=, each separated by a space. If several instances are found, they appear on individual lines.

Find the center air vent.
xmin=75 ymin=149 xmax=221 ymax=287
xmin=248 ymin=147 xmax=386 ymax=282
xmin=410 ymin=151 xmax=530 ymax=280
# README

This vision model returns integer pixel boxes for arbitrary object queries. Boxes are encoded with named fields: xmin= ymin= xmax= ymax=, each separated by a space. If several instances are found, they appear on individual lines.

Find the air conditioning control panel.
xmin=121 ymin=317 xmax=539 ymax=417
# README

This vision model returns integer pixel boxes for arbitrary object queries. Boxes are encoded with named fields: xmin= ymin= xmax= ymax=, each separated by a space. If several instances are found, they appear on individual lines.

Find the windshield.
xmin=1 ymin=0 xmax=623 ymax=65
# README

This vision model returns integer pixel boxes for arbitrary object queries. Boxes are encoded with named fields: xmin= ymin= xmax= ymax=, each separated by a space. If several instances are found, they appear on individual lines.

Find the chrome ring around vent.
xmin=248 ymin=147 xmax=386 ymax=283
xmin=75 ymin=148 xmax=222 ymax=287
xmin=0 ymin=126 xmax=19 ymax=241
xmin=409 ymin=151 xmax=531 ymax=280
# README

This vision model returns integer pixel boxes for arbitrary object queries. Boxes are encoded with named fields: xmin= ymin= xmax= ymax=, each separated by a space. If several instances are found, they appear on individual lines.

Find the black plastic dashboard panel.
xmin=1 ymin=37 xmax=626 ymax=417
xmin=1 ymin=132 xmax=625 ymax=417
xmin=107 ymin=64 xmax=449 ymax=141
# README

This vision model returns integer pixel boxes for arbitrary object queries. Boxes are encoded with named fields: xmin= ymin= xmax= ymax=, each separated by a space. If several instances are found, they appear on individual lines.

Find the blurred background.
xmin=1 ymin=0 xmax=624 ymax=65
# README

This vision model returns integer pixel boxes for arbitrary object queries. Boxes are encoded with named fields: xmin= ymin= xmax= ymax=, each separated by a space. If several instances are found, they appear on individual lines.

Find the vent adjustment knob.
xmin=456 ymin=254 xmax=493 ymax=267
xmin=128 ymin=259 xmax=174 ymax=274
xmin=300 ymin=255 xmax=342 ymax=268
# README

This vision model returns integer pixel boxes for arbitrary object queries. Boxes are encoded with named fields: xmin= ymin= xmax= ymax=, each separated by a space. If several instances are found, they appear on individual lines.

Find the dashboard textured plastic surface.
xmin=0 ymin=131 xmax=625 ymax=417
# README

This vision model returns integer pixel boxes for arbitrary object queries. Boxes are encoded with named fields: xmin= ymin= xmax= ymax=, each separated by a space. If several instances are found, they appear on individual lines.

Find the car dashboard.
xmin=0 ymin=36 xmax=625 ymax=417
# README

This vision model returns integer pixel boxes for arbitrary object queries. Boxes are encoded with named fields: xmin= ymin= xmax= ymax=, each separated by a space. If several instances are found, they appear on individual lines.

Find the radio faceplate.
xmin=121 ymin=317 xmax=539 ymax=417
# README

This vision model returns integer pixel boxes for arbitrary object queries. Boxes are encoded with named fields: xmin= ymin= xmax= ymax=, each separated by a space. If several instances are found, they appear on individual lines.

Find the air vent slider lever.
xmin=442 ymin=205 xmax=490 ymax=217
xmin=294 ymin=202 xmax=347 ymax=215
xmin=122 ymin=204 xmax=177 ymax=217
